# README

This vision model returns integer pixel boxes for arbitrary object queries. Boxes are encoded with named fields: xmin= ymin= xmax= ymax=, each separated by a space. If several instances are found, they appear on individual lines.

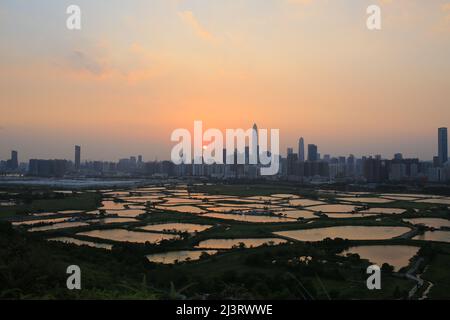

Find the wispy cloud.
xmin=67 ymin=50 xmax=105 ymax=75
xmin=177 ymin=10 xmax=215 ymax=42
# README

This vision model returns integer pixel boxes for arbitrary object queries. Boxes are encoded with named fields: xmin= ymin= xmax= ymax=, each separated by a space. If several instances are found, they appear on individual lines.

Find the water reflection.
xmin=404 ymin=218 xmax=450 ymax=229
xmin=78 ymin=229 xmax=179 ymax=243
xmin=203 ymin=213 xmax=295 ymax=223
xmin=29 ymin=221 xmax=89 ymax=232
xmin=340 ymin=245 xmax=419 ymax=271
xmin=146 ymin=250 xmax=218 ymax=264
xmin=48 ymin=237 xmax=113 ymax=250
xmin=274 ymin=210 xmax=318 ymax=220
xmin=413 ymin=231 xmax=450 ymax=243
xmin=196 ymin=238 xmax=287 ymax=249
xmin=140 ymin=223 xmax=212 ymax=233
xmin=309 ymin=204 xmax=358 ymax=213
xmin=274 ymin=226 xmax=411 ymax=241
xmin=359 ymin=208 xmax=405 ymax=215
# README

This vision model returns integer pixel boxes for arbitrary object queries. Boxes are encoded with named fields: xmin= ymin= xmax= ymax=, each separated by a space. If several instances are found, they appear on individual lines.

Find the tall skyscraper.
xmin=252 ymin=123 xmax=258 ymax=140
xmin=11 ymin=150 xmax=18 ymax=170
xmin=75 ymin=145 xmax=81 ymax=170
xmin=298 ymin=137 xmax=305 ymax=162
xmin=307 ymin=144 xmax=318 ymax=161
xmin=438 ymin=127 xmax=448 ymax=165
xmin=252 ymin=123 xmax=259 ymax=161
xmin=287 ymin=148 xmax=293 ymax=156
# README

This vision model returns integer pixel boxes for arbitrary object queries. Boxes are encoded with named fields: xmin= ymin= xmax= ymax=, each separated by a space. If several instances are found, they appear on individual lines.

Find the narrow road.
xmin=405 ymin=258 xmax=433 ymax=299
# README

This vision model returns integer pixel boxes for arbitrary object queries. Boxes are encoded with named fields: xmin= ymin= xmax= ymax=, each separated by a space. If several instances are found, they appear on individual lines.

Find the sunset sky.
xmin=1 ymin=0 xmax=450 ymax=162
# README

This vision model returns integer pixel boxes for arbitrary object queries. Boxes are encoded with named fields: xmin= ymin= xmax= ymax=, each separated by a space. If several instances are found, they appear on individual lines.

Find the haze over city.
xmin=2 ymin=0 xmax=450 ymax=161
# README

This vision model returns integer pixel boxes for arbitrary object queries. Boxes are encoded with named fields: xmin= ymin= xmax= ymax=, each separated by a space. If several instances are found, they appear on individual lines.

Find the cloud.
xmin=177 ymin=10 xmax=215 ymax=42
xmin=67 ymin=50 xmax=105 ymax=75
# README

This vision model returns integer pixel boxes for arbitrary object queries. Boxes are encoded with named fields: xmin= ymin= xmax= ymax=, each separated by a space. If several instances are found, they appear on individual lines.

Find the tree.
xmin=381 ymin=263 xmax=394 ymax=273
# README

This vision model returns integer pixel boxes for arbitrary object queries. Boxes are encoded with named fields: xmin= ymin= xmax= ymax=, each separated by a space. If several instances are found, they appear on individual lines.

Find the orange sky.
xmin=1 ymin=0 xmax=450 ymax=161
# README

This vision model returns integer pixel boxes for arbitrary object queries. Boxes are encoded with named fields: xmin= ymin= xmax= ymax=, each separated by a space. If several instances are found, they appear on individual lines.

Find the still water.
xmin=275 ymin=210 xmax=318 ymax=220
xmin=203 ymin=213 xmax=295 ymax=223
xmin=309 ymin=204 xmax=358 ymax=213
xmin=196 ymin=238 xmax=287 ymax=249
xmin=48 ymin=237 xmax=113 ymax=250
xmin=404 ymin=218 xmax=450 ymax=229
xmin=77 ymin=229 xmax=179 ymax=243
xmin=274 ymin=226 xmax=411 ymax=241
xmin=146 ymin=250 xmax=218 ymax=264
xmin=413 ymin=230 xmax=450 ymax=243
xmin=160 ymin=205 xmax=206 ymax=214
xmin=29 ymin=221 xmax=89 ymax=232
xmin=340 ymin=245 xmax=419 ymax=271
xmin=13 ymin=217 xmax=69 ymax=226
xmin=100 ymin=201 xmax=127 ymax=210
xmin=359 ymin=208 xmax=406 ymax=215
xmin=140 ymin=223 xmax=212 ymax=233
xmin=289 ymin=199 xmax=326 ymax=207
xmin=337 ymin=197 xmax=393 ymax=204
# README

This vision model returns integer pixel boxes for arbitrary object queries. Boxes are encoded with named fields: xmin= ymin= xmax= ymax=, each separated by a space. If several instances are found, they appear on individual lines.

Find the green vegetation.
xmin=1 ymin=183 xmax=450 ymax=299
xmin=0 ymin=221 xmax=159 ymax=299
xmin=0 ymin=191 xmax=101 ymax=218
xmin=191 ymin=183 xmax=299 ymax=197
xmin=420 ymin=245 xmax=450 ymax=299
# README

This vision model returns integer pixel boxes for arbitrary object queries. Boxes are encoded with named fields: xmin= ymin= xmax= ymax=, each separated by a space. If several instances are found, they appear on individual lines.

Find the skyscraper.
xmin=10 ymin=150 xmax=18 ymax=170
xmin=252 ymin=123 xmax=259 ymax=161
xmin=298 ymin=137 xmax=305 ymax=162
xmin=287 ymin=148 xmax=293 ymax=156
xmin=307 ymin=144 xmax=318 ymax=162
xmin=438 ymin=127 xmax=448 ymax=165
xmin=75 ymin=145 xmax=81 ymax=170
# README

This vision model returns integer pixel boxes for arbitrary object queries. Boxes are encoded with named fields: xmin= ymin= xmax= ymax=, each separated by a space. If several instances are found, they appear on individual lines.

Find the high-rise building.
xmin=10 ymin=150 xmax=18 ymax=170
xmin=298 ymin=137 xmax=305 ymax=162
xmin=28 ymin=159 xmax=68 ymax=177
xmin=74 ymin=145 xmax=81 ymax=170
xmin=286 ymin=152 xmax=299 ymax=176
xmin=363 ymin=157 xmax=383 ymax=182
xmin=438 ymin=127 xmax=448 ymax=165
xmin=252 ymin=123 xmax=259 ymax=161
xmin=347 ymin=154 xmax=355 ymax=176
xmin=287 ymin=148 xmax=293 ymax=156
xmin=253 ymin=123 xmax=258 ymax=142
xmin=307 ymin=144 xmax=318 ymax=162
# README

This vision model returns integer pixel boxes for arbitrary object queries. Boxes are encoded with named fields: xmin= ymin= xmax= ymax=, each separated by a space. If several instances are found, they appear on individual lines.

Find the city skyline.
xmin=2 ymin=1 xmax=450 ymax=161
xmin=1 ymin=126 xmax=448 ymax=165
